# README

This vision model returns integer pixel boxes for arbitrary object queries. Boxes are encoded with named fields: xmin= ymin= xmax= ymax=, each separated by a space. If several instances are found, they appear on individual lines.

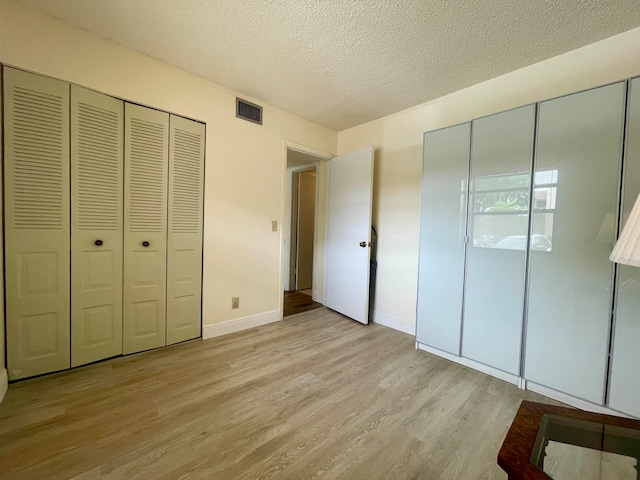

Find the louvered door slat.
xmin=71 ymin=85 xmax=124 ymax=367
xmin=123 ymin=104 xmax=169 ymax=354
xmin=166 ymin=115 xmax=205 ymax=345
xmin=4 ymin=67 xmax=71 ymax=380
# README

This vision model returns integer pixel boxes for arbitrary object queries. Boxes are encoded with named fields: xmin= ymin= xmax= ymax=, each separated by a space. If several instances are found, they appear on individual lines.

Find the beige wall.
xmin=0 ymin=0 xmax=337 ymax=336
xmin=338 ymin=26 xmax=640 ymax=330
xmin=0 ymin=65 xmax=3 ymax=374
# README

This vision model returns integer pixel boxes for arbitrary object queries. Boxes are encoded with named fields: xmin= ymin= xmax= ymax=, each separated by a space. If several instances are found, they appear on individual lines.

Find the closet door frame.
xmin=416 ymin=122 xmax=471 ymax=355
xmin=607 ymin=77 xmax=640 ymax=417
xmin=70 ymin=85 xmax=124 ymax=367
xmin=522 ymin=81 xmax=626 ymax=405
xmin=416 ymin=80 xmax=636 ymax=414
xmin=123 ymin=103 xmax=170 ymax=355
xmin=3 ymin=67 xmax=71 ymax=380
xmin=461 ymin=104 xmax=536 ymax=376
xmin=166 ymin=114 xmax=205 ymax=345
xmin=2 ymin=66 xmax=207 ymax=379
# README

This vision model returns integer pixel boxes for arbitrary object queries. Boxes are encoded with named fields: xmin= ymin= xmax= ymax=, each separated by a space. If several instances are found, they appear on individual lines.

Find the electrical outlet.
xmin=272 ymin=220 xmax=278 ymax=232
xmin=231 ymin=297 xmax=240 ymax=309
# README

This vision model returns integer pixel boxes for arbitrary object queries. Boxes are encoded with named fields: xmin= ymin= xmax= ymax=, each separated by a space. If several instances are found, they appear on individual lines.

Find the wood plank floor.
xmin=283 ymin=290 xmax=323 ymax=317
xmin=0 ymin=308 xmax=561 ymax=480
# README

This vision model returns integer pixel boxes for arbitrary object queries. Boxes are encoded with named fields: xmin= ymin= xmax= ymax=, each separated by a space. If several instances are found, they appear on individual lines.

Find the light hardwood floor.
xmin=0 ymin=308 xmax=560 ymax=479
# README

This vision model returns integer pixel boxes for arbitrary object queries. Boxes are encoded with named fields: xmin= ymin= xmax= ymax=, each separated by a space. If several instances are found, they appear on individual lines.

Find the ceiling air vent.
xmin=236 ymin=98 xmax=262 ymax=125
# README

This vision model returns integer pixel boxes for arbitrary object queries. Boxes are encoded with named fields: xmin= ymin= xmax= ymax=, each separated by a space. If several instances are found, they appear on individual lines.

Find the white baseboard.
xmin=415 ymin=342 xmax=636 ymax=419
xmin=0 ymin=368 xmax=7 ymax=404
xmin=372 ymin=311 xmax=415 ymax=335
xmin=203 ymin=310 xmax=281 ymax=340
xmin=525 ymin=381 xmax=635 ymax=419
xmin=417 ymin=342 xmax=520 ymax=386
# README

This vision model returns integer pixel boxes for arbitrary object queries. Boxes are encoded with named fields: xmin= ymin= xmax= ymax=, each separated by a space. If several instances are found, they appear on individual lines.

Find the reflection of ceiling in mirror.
xmin=597 ymin=212 xmax=616 ymax=243
xmin=610 ymin=194 xmax=640 ymax=267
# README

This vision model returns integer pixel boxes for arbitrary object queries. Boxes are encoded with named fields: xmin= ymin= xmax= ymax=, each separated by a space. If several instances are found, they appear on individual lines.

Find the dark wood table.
xmin=498 ymin=400 xmax=640 ymax=479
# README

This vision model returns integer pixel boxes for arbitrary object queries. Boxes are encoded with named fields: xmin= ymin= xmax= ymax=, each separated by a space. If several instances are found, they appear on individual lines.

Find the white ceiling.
xmin=14 ymin=0 xmax=640 ymax=131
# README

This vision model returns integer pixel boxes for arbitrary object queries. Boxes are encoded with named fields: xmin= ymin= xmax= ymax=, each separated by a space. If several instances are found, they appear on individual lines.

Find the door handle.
xmin=359 ymin=241 xmax=369 ymax=248
xmin=142 ymin=241 xmax=150 ymax=247
xmin=94 ymin=239 xmax=103 ymax=246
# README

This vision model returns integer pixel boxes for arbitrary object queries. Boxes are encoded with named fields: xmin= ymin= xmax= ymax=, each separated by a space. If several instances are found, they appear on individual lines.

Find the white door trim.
xmin=280 ymin=142 xmax=332 ymax=319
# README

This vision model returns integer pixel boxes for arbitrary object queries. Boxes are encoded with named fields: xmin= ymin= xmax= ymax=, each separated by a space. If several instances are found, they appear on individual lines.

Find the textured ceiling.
xmin=13 ymin=0 xmax=640 ymax=131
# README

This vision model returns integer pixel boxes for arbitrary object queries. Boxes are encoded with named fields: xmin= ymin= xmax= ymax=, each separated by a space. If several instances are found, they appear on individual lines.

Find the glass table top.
xmin=531 ymin=414 xmax=640 ymax=480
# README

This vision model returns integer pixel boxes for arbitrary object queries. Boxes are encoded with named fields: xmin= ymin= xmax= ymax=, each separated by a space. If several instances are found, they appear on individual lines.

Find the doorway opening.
xmin=283 ymin=147 xmax=326 ymax=317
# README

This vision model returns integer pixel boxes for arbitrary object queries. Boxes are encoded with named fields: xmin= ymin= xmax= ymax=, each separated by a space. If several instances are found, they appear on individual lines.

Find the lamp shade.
xmin=610 ymin=194 xmax=640 ymax=267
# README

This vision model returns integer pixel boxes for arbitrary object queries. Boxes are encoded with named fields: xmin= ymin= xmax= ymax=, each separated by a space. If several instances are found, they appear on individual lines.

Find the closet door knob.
xmin=94 ymin=240 xmax=103 ymax=246
xmin=142 ymin=241 xmax=150 ymax=247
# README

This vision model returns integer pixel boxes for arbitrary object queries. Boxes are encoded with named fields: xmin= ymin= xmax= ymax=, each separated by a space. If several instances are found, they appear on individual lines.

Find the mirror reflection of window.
xmin=531 ymin=169 xmax=557 ymax=251
xmin=470 ymin=169 xmax=556 ymax=252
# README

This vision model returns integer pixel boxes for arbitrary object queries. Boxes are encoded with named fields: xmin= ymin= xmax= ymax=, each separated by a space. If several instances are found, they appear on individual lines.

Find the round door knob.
xmin=142 ymin=241 xmax=150 ymax=247
xmin=94 ymin=240 xmax=103 ymax=246
xmin=359 ymin=241 xmax=367 ymax=248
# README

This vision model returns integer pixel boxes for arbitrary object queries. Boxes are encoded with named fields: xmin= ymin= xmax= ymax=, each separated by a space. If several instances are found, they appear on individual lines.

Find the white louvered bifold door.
xmin=166 ymin=115 xmax=205 ymax=345
xmin=3 ymin=67 xmax=70 ymax=380
xmin=123 ymin=104 xmax=169 ymax=354
xmin=71 ymin=86 xmax=124 ymax=367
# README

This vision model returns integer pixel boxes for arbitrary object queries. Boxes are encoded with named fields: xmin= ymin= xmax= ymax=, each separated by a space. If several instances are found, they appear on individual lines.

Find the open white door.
xmin=325 ymin=146 xmax=374 ymax=324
